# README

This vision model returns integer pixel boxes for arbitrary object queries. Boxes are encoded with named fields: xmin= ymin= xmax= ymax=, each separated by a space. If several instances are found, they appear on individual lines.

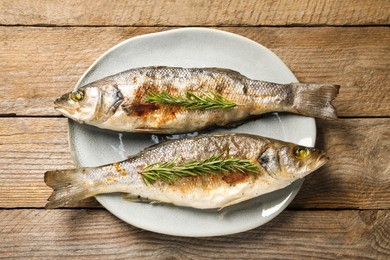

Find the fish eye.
xmin=293 ymin=146 xmax=309 ymax=159
xmin=70 ymin=90 xmax=84 ymax=102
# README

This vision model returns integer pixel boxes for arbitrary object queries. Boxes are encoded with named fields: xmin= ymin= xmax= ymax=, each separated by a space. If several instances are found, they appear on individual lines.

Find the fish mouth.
xmin=54 ymin=105 xmax=83 ymax=124
xmin=312 ymin=151 xmax=329 ymax=171
xmin=54 ymin=93 xmax=69 ymax=109
xmin=53 ymin=98 xmax=62 ymax=110
xmin=53 ymin=95 xmax=77 ymax=119
xmin=54 ymin=105 xmax=67 ymax=115
xmin=53 ymin=98 xmax=68 ymax=113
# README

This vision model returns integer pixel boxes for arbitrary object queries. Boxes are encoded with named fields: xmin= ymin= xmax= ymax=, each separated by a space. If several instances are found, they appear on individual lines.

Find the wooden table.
xmin=1 ymin=1 xmax=389 ymax=258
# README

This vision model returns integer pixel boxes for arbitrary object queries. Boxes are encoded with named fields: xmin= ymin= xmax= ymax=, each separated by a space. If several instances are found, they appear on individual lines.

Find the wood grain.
xmin=0 ymin=117 xmax=100 ymax=208
xmin=1 ymin=26 xmax=389 ymax=117
xmin=291 ymin=118 xmax=390 ymax=209
xmin=0 ymin=117 xmax=388 ymax=209
xmin=1 ymin=0 xmax=389 ymax=26
xmin=0 ymin=209 xmax=388 ymax=258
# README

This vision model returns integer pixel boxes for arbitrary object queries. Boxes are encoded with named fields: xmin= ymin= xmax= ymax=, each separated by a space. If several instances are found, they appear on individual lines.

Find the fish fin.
xmin=207 ymin=67 xmax=245 ymax=78
xmin=122 ymin=193 xmax=161 ymax=204
xmin=44 ymin=168 xmax=91 ymax=209
xmin=218 ymin=196 xmax=252 ymax=211
xmin=291 ymin=83 xmax=340 ymax=120
xmin=127 ymin=140 xmax=173 ymax=159
xmin=218 ymin=116 xmax=258 ymax=129
xmin=134 ymin=127 xmax=172 ymax=134
xmin=122 ymin=194 xmax=142 ymax=202
xmin=126 ymin=139 xmax=177 ymax=159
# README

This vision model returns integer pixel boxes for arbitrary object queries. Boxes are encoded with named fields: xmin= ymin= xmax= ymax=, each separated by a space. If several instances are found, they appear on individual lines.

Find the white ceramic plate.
xmin=69 ymin=28 xmax=316 ymax=237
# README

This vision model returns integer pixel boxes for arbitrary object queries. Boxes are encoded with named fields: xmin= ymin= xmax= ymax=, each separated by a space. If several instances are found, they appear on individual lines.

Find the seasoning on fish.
xmin=44 ymin=133 xmax=328 ymax=209
xmin=54 ymin=66 xmax=340 ymax=134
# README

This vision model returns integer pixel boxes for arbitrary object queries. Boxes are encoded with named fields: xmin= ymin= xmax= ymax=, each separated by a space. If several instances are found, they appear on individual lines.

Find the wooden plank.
xmin=0 ymin=209 xmax=388 ymax=258
xmin=0 ymin=0 xmax=389 ymax=26
xmin=0 ymin=117 xmax=100 ymax=208
xmin=0 ymin=117 xmax=389 ymax=209
xmin=0 ymin=26 xmax=389 ymax=117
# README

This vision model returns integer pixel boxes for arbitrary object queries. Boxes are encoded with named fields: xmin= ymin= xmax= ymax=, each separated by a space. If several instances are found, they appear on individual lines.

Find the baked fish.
xmin=45 ymin=133 xmax=328 ymax=209
xmin=55 ymin=66 xmax=339 ymax=134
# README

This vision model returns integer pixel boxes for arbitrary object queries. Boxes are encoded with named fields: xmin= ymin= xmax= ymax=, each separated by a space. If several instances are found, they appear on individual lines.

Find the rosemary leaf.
xmin=145 ymin=91 xmax=236 ymax=110
xmin=141 ymin=154 xmax=259 ymax=184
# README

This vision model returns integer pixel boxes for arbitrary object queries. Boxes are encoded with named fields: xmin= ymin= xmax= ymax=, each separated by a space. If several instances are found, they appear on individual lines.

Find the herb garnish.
xmin=141 ymin=154 xmax=258 ymax=185
xmin=145 ymin=91 xmax=236 ymax=110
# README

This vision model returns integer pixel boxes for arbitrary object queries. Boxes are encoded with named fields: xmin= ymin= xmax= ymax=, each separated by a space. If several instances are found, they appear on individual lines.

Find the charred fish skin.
xmin=44 ymin=133 xmax=328 ymax=209
xmin=54 ymin=66 xmax=339 ymax=134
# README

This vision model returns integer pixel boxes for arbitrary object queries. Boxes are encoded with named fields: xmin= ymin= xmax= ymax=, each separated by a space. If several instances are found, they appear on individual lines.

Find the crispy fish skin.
xmin=55 ymin=66 xmax=339 ymax=134
xmin=44 ymin=133 xmax=328 ymax=209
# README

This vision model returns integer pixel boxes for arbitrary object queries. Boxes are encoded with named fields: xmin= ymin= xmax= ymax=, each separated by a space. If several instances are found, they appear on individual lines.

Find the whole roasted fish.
xmin=45 ymin=133 xmax=328 ymax=209
xmin=55 ymin=66 xmax=339 ymax=134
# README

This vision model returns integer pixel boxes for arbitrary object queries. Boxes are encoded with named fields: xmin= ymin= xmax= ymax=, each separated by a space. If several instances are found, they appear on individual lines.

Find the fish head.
xmin=258 ymin=143 xmax=328 ymax=180
xmin=54 ymin=86 xmax=100 ymax=123
xmin=54 ymin=83 xmax=123 ymax=124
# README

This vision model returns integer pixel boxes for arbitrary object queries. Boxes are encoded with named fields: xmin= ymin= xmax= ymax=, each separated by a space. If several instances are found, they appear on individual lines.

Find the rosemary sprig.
xmin=140 ymin=154 xmax=259 ymax=185
xmin=145 ymin=91 xmax=236 ymax=110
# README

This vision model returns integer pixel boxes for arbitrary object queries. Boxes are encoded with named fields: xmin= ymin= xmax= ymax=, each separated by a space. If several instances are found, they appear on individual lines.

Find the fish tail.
xmin=44 ymin=168 xmax=91 ymax=209
xmin=291 ymin=83 xmax=340 ymax=119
